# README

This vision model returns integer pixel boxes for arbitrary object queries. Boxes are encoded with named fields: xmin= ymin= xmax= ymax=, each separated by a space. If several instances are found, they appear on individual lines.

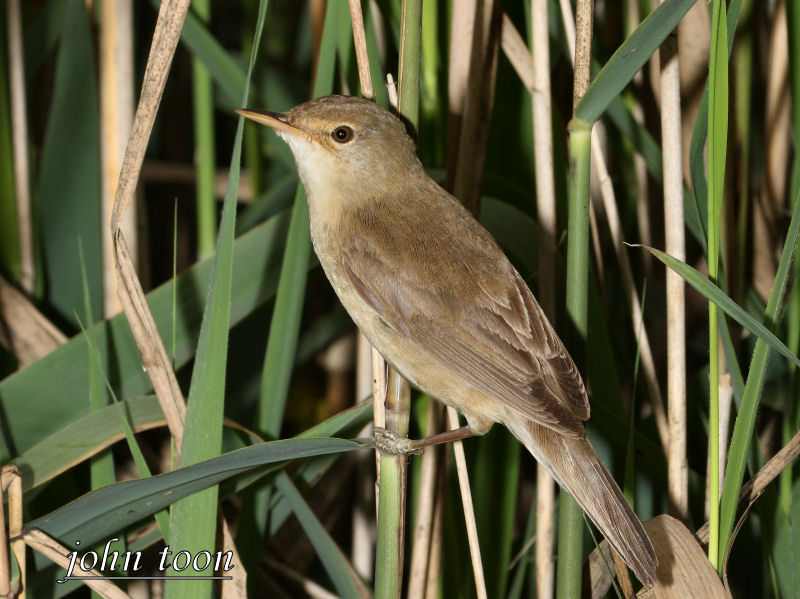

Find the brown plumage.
xmin=238 ymin=95 xmax=657 ymax=586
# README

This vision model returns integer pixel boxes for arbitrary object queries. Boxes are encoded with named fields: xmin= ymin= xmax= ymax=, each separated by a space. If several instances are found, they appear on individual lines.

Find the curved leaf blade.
xmin=640 ymin=245 xmax=800 ymax=369
xmin=574 ymin=0 xmax=697 ymax=125
xmin=26 ymin=438 xmax=365 ymax=547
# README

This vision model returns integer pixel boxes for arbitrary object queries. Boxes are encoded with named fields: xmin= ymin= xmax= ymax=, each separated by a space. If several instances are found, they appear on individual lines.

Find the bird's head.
xmin=238 ymin=95 xmax=422 ymax=206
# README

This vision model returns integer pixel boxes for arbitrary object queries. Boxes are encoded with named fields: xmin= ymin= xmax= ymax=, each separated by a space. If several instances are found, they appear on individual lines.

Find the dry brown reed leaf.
xmin=21 ymin=528 xmax=132 ymax=599
xmin=110 ymin=0 xmax=191 ymax=450
xmin=220 ymin=515 xmax=247 ymax=598
xmin=585 ymin=515 xmax=730 ymax=599
xmin=638 ymin=516 xmax=730 ymax=599
xmin=499 ymin=14 xmax=533 ymax=91
xmin=113 ymin=233 xmax=186 ymax=447
xmin=0 ymin=274 xmax=67 ymax=366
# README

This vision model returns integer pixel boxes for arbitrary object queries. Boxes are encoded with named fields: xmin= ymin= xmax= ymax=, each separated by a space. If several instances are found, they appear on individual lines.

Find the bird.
xmin=237 ymin=94 xmax=657 ymax=586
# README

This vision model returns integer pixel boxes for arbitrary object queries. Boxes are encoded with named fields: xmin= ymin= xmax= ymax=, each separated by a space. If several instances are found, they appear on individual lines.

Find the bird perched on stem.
xmin=238 ymin=95 xmax=657 ymax=586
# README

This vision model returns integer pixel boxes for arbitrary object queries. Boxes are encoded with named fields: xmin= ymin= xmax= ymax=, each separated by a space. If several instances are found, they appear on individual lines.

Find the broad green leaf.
xmin=26 ymin=438 xmax=364 ymax=547
xmin=36 ymin=0 xmax=102 ymax=326
xmin=13 ymin=396 xmax=164 ymax=492
xmin=25 ymin=401 xmax=372 ymax=596
xmin=0 ymin=211 xmax=293 ymax=462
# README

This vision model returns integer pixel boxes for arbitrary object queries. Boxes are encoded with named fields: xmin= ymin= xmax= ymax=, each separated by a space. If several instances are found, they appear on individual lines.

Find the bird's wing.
xmin=340 ymin=205 xmax=589 ymax=437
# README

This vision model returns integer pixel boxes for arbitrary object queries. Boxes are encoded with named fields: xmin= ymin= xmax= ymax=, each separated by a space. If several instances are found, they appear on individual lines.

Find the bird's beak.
xmin=236 ymin=108 xmax=303 ymax=137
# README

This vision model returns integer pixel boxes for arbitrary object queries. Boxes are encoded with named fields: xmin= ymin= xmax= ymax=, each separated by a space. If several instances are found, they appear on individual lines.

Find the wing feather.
xmin=339 ymin=198 xmax=589 ymax=437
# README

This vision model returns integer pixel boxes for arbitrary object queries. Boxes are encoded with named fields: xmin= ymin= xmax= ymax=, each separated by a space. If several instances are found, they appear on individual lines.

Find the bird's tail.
xmin=505 ymin=418 xmax=657 ymax=586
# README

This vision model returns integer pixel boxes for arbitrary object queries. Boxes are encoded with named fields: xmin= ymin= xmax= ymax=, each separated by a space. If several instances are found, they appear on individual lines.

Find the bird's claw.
xmin=371 ymin=428 xmax=424 ymax=456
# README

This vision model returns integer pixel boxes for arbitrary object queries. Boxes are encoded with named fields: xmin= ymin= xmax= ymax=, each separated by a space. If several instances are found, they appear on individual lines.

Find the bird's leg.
xmin=372 ymin=414 xmax=493 ymax=456
xmin=371 ymin=426 xmax=478 ymax=455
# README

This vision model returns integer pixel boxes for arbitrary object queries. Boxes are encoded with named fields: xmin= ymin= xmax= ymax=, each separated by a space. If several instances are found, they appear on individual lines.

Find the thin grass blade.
xmin=718 ymin=189 xmax=800 ymax=567
xmin=165 ymin=3 xmax=268 ymax=592
xmin=573 ymin=0 xmax=696 ymax=125
xmin=641 ymin=247 xmax=800 ymax=369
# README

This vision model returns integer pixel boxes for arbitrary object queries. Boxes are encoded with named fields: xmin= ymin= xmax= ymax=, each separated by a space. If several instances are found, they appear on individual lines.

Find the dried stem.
xmin=447 ymin=407 xmax=488 ymax=599
xmin=6 ymin=0 xmax=34 ymax=294
xmin=110 ymin=0 xmax=192 ymax=450
xmin=101 ymin=0 xmax=136 ymax=317
xmin=1 ymin=467 xmax=23 ymax=599
xmin=349 ymin=0 xmax=375 ymax=99
xmin=0 ymin=274 xmax=66 ymax=365
xmin=658 ymin=3 xmax=689 ymax=523
xmin=572 ymin=0 xmax=594 ymax=107
xmin=407 ymin=401 xmax=443 ymax=598
xmin=530 ymin=1 xmax=557 ymax=595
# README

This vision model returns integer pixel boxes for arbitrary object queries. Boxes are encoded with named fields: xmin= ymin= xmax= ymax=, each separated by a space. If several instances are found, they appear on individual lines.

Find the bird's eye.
xmin=331 ymin=126 xmax=354 ymax=143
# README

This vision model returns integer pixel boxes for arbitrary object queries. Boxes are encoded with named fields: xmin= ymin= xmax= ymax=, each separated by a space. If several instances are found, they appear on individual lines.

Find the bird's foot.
xmin=371 ymin=428 xmax=424 ymax=456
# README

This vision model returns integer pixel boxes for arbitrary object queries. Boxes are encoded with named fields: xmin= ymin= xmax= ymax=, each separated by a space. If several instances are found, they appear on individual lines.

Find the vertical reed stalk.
xmin=559 ymin=121 xmax=591 ymax=599
xmin=374 ymin=3 xmax=420 ymax=596
xmin=375 ymin=369 xmax=411 ymax=599
xmin=658 ymin=0 xmax=688 ymax=523
xmin=558 ymin=0 xmax=593 ymax=593
xmin=100 ymin=0 xmax=135 ymax=317
xmin=531 ymin=0 xmax=556 ymax=595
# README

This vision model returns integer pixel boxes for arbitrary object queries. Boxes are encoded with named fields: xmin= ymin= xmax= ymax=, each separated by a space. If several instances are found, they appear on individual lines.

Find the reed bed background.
xmin=0 ymin=0 xmax=798 ymax=597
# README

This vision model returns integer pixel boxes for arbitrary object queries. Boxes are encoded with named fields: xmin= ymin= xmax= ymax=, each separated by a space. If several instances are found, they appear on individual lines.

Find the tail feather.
xmin=506 ymin=418 xmax=657 ymax=586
